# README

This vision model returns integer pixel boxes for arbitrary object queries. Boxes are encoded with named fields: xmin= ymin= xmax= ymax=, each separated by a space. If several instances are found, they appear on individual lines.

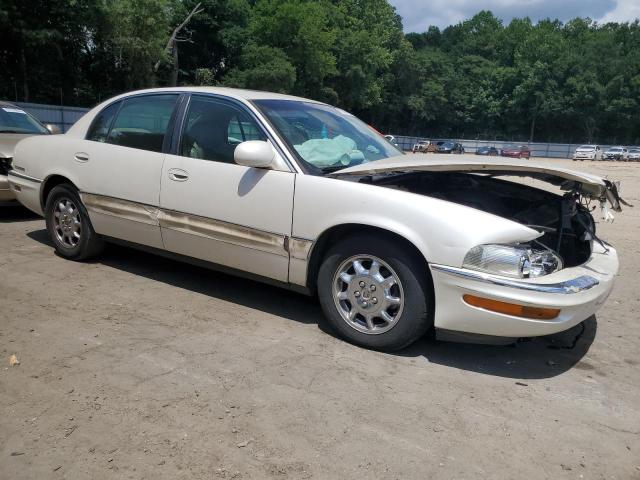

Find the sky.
xmin=389 ymin=0 xmax=640 ymax=33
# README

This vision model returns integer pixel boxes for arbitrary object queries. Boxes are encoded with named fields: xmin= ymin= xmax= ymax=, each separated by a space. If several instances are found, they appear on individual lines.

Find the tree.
xmin=154 ymin=2 xmax=204 ymax=87
xmin=2 ymin=2 xmax=640 ymax=144
xmin=224 ymin=45 xmax=296 ymax=92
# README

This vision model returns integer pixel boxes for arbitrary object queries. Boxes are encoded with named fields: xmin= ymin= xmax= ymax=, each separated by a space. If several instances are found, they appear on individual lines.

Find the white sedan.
xmin=572 ymin=144 xmax=602 ymax=161
xmin=8 ymin=87 xmax=624 ymax=350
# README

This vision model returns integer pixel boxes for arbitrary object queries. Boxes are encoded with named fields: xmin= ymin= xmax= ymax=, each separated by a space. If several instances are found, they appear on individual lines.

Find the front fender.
xmin=292 ymin=175 xmax=540 ymax=268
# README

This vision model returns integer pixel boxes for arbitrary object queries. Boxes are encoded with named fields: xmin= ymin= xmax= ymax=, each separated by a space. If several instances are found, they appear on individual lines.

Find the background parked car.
xmin=412 ymin=140 xmax=430 ymax=153
xmin=437 ymin=141 xmax=464 ymax=154
xmin=627 ymin=148 xmax=640 ymax=161
xmin=0 ymin=101 xmax=59 ymax=205
xmin=573 ymin=145 xmax=602 ymax=161
xmin=501 ymin=145 xmax=531 ymax=159
xmin=384 ymin=134 xmax=399 ymax=148
xmin=475 ymin=146 xmax=499 ymax=156
xmin=603 ymin=146 xmax=628 ymax=161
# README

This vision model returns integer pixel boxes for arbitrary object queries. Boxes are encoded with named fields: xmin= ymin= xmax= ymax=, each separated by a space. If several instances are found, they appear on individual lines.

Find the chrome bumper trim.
xmin=431 ymin=264 xmax=599 ymax=294
xmin=7 ymin=171 xmax=42 ymax=184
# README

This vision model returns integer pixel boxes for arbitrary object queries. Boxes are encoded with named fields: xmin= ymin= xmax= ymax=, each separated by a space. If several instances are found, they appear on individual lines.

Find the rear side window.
xmin=107 ymin=94 xmax=178 ymax=152
xmin=86 ymin=101 xmax=120 ymax=142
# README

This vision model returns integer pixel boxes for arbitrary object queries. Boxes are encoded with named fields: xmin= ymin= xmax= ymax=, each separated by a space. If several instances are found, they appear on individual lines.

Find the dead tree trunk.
xmin=154 ymin=3 xmax=204 ymax=86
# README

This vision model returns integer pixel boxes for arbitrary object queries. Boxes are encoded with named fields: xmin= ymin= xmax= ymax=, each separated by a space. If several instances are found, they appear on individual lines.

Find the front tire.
xmin=317 ymin=235 xmax=433 ymax=351
xmin=45 ymin=184 xmax=104 ymax=260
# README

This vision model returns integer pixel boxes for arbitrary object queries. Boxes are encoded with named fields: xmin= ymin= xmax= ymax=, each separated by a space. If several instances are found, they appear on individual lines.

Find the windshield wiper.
xmin=321 ymin=165 xmax=348 ymax=174
xmin=0 ymin=129 xmax=24 ymax=133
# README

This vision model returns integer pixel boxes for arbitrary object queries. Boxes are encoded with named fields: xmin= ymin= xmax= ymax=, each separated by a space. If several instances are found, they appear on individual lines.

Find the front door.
xmin=159 ymin=94 xmax=295 ymax=282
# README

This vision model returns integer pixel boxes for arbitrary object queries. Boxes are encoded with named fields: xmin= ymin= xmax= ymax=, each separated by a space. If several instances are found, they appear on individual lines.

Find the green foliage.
xmin=102 ymin=0 xmax=174 ymax=88
xmin=1 ymin=2 xmax=640 ymax=143
xmin=224 ymin=45 xmax=296 ymax=92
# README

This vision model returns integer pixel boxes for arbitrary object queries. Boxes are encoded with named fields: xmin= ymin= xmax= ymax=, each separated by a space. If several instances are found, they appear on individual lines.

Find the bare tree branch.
xmin=154 ymin=3 xmax=204 ymax=73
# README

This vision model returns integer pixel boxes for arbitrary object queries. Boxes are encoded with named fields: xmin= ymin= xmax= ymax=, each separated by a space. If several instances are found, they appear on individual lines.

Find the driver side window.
xmin=180 ymin=95 xmax=266 ymax=163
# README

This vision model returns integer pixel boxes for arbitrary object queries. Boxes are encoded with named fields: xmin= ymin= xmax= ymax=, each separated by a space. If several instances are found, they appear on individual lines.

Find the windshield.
xmin=441 ymin=142 xmax=454 ymax=148
xmin=630 ymin=149 xmax=640 ymax=153
xmin=609 ymin=147 xmax=623 ymax=152
xmin=578 ymin=145 xmax=594 ymax=150
xmin=254 ymin=100 xmax=402 ymax=173
xmin=0 ymin=106 xmax=48 ymax=134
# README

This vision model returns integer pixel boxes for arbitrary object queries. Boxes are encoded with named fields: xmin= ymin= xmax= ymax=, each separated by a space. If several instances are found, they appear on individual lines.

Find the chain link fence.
xmin=14 ymin=102 xmax=89 ymax=133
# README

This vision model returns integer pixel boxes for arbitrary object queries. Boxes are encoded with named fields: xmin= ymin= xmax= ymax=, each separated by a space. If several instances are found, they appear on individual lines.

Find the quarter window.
xmin=107 ymin=94 xmax=178 ymax=152
xmin=86 ymin=101 xmax=120 ymax=142
xmin=180 ymin=95 xmax=266 ymax=163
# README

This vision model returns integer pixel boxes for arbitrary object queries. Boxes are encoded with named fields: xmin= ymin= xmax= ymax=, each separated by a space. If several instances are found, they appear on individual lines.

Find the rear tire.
xmin=317 ymin=234 xmax=433 ymax=351
xmin=45 ymin=184 xmax=104 ymax=260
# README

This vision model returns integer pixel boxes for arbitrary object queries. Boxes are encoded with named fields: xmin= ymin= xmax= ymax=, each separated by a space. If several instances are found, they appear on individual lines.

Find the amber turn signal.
xmin=463 ymin=294 xmax=560 ymax=320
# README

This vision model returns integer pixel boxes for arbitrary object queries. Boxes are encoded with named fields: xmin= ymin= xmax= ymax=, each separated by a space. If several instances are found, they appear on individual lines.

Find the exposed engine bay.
xmin=366 ymin=171 xmax=601 ymax=268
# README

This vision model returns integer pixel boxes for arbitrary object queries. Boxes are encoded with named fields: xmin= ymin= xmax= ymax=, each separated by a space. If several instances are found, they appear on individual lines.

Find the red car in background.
xmin=501 ymin=145 xmax=531 ymax=159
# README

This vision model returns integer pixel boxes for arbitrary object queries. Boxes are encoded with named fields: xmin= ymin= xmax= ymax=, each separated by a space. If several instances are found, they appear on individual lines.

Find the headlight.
xmin=462 ymin=244 xmax=563 ymax=279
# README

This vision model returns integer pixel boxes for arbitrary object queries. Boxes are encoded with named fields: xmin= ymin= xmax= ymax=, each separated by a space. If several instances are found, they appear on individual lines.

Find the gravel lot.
xmin=1 ymin=159 xmax=639 ymax=479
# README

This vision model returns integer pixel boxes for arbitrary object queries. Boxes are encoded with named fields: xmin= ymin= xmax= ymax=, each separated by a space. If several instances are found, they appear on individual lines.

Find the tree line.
xmin=1 ymin=0 xmax=639 ymax=144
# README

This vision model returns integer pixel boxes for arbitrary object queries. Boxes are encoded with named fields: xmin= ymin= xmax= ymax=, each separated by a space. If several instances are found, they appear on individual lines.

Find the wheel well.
xmin=41 ymin=175 xmax=76 ymax=210
xmin=305 ymin=224 xmax=429 ymax=295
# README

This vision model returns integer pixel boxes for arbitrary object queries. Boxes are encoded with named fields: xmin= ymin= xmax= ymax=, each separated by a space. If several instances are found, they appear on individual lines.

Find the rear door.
xmin=77 ymin=94 xmax=180 ymax=248
xmin=159 ymin=94 xmax=295 ymax=281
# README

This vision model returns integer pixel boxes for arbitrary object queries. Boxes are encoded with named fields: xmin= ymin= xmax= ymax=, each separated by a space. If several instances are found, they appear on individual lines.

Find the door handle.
xmin=74 ymin=152 xmax=90 ymax=162
xmin=168 ymin=168 xmax=189 ymax=182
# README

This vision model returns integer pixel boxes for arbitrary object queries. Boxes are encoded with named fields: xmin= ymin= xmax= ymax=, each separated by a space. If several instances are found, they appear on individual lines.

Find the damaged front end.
xmin=370 ymin=172 xmax=608 ymax=271
xmin=332 ymin=156 xmax=629 ymax=277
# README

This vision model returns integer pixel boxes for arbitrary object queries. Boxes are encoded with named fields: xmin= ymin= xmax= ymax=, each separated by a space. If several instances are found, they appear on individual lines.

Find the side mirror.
xmin=45 ymin=124 xmax=62 ymax=135
xmin=234 ymin=140 xmax=275 ymax=169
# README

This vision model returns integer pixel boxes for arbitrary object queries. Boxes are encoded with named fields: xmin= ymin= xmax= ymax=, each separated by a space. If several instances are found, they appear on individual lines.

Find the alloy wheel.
xmin=332 ymin=255 xmax=405 ymax=335
xmin=53 ymin=197 xmax=82 ymax=248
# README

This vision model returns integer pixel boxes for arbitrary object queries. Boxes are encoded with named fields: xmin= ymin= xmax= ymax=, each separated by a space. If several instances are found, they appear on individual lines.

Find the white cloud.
xmin=389 ymin=0 xmax=622 ymax=32
xmin=598 ymin=0 xmax=640 ymax=22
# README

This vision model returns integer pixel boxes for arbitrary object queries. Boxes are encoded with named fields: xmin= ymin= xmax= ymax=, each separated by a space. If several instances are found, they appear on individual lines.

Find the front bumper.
xmin=429 ymin=243 xmax=618 ymax=338
xmin=0 ymin=173 xmax=16 ymax=203
xmin=573 ymin=154 xmax=595 ymax=160
xmin=7 ymin=171 xmax=43 ymax=215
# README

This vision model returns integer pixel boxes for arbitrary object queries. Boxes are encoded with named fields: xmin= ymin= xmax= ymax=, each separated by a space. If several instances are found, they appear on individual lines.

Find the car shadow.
xmin=397 ymin=316 xmax=596 ymax=379
xmin=0 ymin=205 xmax=40 ymax=223
xmin=27 ymin=228 xmax=322 ymax=326
xmin=26 ymin=228 xmax=595 ymax=379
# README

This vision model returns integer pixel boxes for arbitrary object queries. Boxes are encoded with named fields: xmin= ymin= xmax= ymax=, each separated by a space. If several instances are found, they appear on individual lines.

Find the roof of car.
xmin=106 ymin=86 xmax=323 ymax=104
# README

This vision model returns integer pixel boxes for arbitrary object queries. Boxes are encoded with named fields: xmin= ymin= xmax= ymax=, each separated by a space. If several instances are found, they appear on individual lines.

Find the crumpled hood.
xmin=330 ymin=154 xmax=627 ymax=211
xmin=0 ymin=134 xmax=35 ymax=158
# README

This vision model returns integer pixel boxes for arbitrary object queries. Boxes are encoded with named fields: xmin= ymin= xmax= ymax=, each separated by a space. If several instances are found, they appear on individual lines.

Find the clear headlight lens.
xmin=463 ymin=244 xmax=563 ymax=279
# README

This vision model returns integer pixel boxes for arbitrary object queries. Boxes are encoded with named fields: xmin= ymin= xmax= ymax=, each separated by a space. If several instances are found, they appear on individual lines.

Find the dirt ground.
xmin=1 ymin=159 xmax=639 ymax=479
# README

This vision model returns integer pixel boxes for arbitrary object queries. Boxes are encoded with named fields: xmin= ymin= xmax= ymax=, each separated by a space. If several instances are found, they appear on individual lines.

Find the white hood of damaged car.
xmin=331 ymin=154 xmax=624 ymax=211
